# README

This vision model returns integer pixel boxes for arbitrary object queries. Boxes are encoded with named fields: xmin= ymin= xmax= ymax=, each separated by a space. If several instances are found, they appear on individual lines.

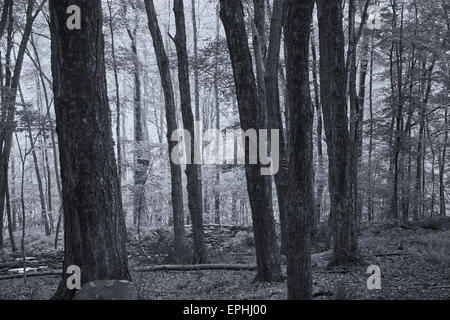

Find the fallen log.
xmin=0 ymin=264 xmax=258 ymax=281
xmin=0 ymin=271 xmax=62 ymax=281
xmin=373 ymin=252 xmax=406 ymax=257
xmin=135 ymin=264 xmax=257 ymax=272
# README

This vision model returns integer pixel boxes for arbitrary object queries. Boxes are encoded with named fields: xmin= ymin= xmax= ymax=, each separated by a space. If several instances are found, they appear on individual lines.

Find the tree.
xmin=143 ymin=0 xmax=186 ymax=260
xmin=220 ymin=0 xmax=282 ymax=282
xmin=284 ymin=0 xmax=315 ymax=299
xmin=317 ymin=0 xmax=358 ymax=266
xmin=172 ymin=0 xmax=207 ymax=263
xmin=0 ymin=0 xmax=45 ymax=249
xmin=49 ymin=0 xmax=131 ymax=299
xmin=124 ymin=3 xmax=150 ymax=229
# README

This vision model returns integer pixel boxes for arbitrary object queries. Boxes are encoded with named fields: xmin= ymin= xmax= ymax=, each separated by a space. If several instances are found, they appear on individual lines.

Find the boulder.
xmin=73 ymin=280 xmax=138 ymax=300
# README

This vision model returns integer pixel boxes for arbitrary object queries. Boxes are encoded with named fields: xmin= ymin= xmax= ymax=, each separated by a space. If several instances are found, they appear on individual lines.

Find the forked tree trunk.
xmin=220 ymin=0 xmax=282 ymax=282
xmin=49 ymin=0 xmax=131 ymax=300
xmin=144 ymin=0 xmax=186 ymax=259
xmin=317 ymin=0 xmax=357 ymax=266
xmin=173 ymin=0 xmax=207 ymax=263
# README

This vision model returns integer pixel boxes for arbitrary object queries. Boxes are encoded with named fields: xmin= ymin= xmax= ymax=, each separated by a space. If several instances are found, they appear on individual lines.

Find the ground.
xmin=0 ymin=220 xmax=449 ymax=300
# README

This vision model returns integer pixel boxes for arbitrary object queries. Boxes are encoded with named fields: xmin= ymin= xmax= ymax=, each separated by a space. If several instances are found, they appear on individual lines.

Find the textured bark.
xmin=348 ymin=0 xmax=359 ymax=252
xmin=49 ymin=0 xmax=131 ymax=300
xmin=264 ymin=0 xmax=289 ymax=256
xmin=391 ymin=3 xmax=405 ymax=222
xmin=440 ymin=108 xmax=448 ymax=218
xmin=107 ymin=0 xmax=122 ymax=182
xmin=173 ymin=0 xmax=207 ymax=263
xmin=144 ymin=0 xmax=186 ymax=258
xmin=367 ymin=35 xmax=375 ymax=222
xmin=311 ymin=26 xmax=325 ymax=230
xmin=317 ymin=0 xmax=357 ymax=266
xmin=191 ymin=0 xmax=200 ymax=123
xmin=214 ymin=3 xmax=221 ymax=226
xmin=284 ymin=0 xmax=315 ymax=300
xmin=220 ymin=0 xmax=282 ymax=282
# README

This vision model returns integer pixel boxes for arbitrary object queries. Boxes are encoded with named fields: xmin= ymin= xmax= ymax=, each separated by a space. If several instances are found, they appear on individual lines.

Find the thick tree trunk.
xmin=220 ymin=0 xmax=282 ymax=282
xmin=49 ymin=0 xmax=131 ymax=300
xmin=284 ymin=0 xmax=315 ymax=300
xmin=173 ymin=0 xmax=207 ymax=264
xmin=144 ymin=0 xmax=186 ymax=259
xmin=317 ymin=0 xmax=357 ymax=266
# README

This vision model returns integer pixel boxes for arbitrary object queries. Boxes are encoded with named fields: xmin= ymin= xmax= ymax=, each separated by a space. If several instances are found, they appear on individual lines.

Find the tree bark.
xmin=284 ymin=0 xmax=315 ymax=300
xmin=49 ymin=0 xmax=131 ymax=300
xmin=220 ymin=0 xmax=282 ymax=282
xmin=317 ymin=0 xmax=357 ymax=266
xmin=107 ymin=0 xmax=122 ymax=182
xmin=311 ymin=25 xmax=324 ymax=231
xmin=214 ymin=3 xmax=221 ymax=226
xmin=144 ymin=0 xmax=186 ymax=259
xmin=126 ymin=13 xmax=150 ymax=229
xmin=172 ymin=0 xmax=207 ymax=263
xmin=264 ymin=0 xmax=289 ymax=256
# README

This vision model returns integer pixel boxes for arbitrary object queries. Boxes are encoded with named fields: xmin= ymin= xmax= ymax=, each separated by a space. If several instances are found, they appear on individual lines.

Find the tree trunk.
xmin=317 ymin=0 xmax=357 ymax=266
xmin=127 ymin=16 xmax=150 ymax=229
xmin=284 ymin=0 xmax=315 ymax=300
xmin=367 ymin=34 xmax=375 ymax=222
xmin=264 ymin=0 xmax=289 ymax=256
xmin=173 ymin=0 xmax=207 ymax=263
xmin=24 ymin=105 xmax=51 ymax=236
xmin=214 ymin=3 xmax=221 ymax=226
xmin=5 ymin=171 xmax=16 ymax=251
xmin=49 ymin=0 xmax=131 ymax=300
xmin=311 ymin=25 xmax=324 ymax=231
xmin=0 ymin=0 xmax=41 ymax=249
xmin=220 ymin=0 xmax=282 ymax=282
xmin=144 ymin=0 xmax=186 ymax=259
xmin=107 ymin=0 xmax=122 ymax=182
xmin=440 ymin=108 xmax=448 ymax=218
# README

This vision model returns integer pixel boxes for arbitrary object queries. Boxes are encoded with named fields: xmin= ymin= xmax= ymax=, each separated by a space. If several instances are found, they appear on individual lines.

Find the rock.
xmin=73 ymin=280 xmax=138 ymax=300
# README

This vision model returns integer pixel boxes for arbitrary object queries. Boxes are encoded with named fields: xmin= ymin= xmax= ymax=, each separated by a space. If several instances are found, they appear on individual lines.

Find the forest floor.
xmin=0 ymin=219 xmax=449 ymax=300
